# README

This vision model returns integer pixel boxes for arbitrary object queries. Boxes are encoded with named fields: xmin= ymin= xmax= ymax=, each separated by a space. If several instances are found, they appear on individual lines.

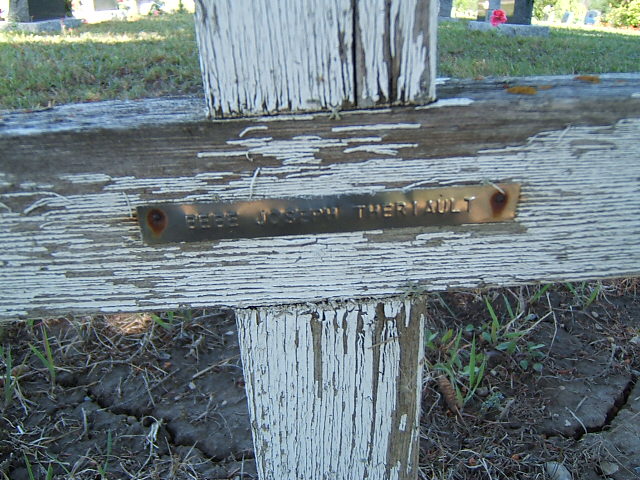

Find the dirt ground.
xmin=0 ymin=280 xmax=639 ymax=480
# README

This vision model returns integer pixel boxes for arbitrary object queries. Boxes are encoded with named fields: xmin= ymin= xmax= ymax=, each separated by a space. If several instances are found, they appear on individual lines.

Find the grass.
xmin=28 ymin=326 xmax=56 ymax=386
xmin=1 ymin=13 xmax=639 ymax=110
xmin=0 ymin=13 xmax=201 ymax=110
xmin=424 ymin=280 xmax=612 ymax=410
xmin=438 ymin=20 xmax=640 ymax=77
xmin=425 ymin=287 xmax=555 ymax=408
xmin=97 ymin=430 xmax=113 ymax=480
xmin=0 ymin=345 xmax=15 ymax=407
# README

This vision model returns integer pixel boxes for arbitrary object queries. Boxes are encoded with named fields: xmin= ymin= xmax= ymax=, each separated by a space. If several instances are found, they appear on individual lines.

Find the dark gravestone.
xmin=27 ymin=0 xmax=66 ymax=20
xmin=93 ymin=0 xmax=118 ymax=11
xmin=439 ymin=0 xmax=453 ymax=18
xmin=508 ymin=0 xmax=534 ymax=24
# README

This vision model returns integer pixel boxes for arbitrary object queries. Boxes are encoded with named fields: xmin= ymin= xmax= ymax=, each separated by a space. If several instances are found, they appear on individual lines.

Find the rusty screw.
xmin=147 ymin=208 xmax=167 ymax=235
xmin=490 ymin=191 xmax=508 ymax=215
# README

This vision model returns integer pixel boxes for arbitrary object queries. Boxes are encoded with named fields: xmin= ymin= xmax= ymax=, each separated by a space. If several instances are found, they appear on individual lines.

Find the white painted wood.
xmin=236 ymin=298 xmax=425 ymax=480
xmin=2 ymin=76 xmax=640 ymax=319
xmin=194 ymin=0 xmax=355 ymax=117
xmin=355 ymin=0 xmax=438 ymax=105
xmin=2 ymin=116 xmax=640 ymax=318
xmin=193 ymin=0 xmax=437 ymax=117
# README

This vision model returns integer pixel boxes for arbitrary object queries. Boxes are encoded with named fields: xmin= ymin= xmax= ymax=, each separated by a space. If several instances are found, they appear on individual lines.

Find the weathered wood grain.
xmin=236 ymin=298 xmax=426 ymax=480
xmin=193 ymin=0 xmax=437 ymax=117
xmin=355 ymin=0 xmax=438 ymax=106
xmin=1 ymin=75 xmax=640 ymax=319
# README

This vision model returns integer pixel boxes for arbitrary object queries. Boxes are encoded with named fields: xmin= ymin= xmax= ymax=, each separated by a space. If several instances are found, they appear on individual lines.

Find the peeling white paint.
xmin=344 ymin=143 xmax=417 ymax=155
xmin=196 ymin=150 xmax=249 ymax=158
xmin=238 ymin=125 xmax=269 ymax=137
xmin=194 ymin=0 xmax=435 ymax=117
xmin=2 ymin=119 xmax=640 ymax=318
xmin=195 ymin=0 xmax=355 ymax=116
xmin=237 ymin=300 xmax=422 ymax=480
xmin=415 ymin=98 xmax=475 ymax=109
xmin=399 ymin=414 xmax=408 ymax=431
xmin=344 ymin=136 xmax=383 ymax=143
xmin=59 ymin=173 xmax=113 ymax=184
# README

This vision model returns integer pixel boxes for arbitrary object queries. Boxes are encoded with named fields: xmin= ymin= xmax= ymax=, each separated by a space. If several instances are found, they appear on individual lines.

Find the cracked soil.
xmin=1 ymin=281 xmax=639 ymax=479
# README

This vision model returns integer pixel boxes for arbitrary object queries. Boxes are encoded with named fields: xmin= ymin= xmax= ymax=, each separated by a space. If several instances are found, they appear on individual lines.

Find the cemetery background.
xmin=1 ymin=7 xmax=640 ymax=480
xmin=0 ymin=12 xmax=638 ymax=111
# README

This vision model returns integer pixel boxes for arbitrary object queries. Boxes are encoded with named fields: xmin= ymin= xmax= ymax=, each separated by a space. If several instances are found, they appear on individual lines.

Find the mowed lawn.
xmin=1 ymin=12 xmax=639 ymax=110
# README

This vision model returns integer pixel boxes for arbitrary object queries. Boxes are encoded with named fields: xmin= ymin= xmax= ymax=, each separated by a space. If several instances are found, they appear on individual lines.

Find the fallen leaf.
xmin=506 ymin=86 xmax=538 ymax=95
xmin=575 ymin=75 xmax=601 ymax=83
xmin=436 ymin=375 xmax=461 ymax=413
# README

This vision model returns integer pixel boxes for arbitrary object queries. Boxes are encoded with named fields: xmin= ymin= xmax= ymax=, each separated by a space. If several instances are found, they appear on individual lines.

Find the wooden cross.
xmin=2 ymin=1 xmax=640 ymax=479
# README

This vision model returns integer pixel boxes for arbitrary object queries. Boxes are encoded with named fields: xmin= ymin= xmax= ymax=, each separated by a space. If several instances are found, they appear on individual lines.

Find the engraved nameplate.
xmin=137 ymin=184 xmax=520 ymax=245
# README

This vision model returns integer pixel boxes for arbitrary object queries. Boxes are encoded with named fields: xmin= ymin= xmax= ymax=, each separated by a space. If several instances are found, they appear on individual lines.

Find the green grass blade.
xmin=29 ymin=343 xmax=47 ymax=366
xmin=484 ymin=297 xmax=500 ymax=344
xmin=585 ymin=282 xmax=601 ymax=307
xmin=41 ymin=327 xmax=56 ymax=384
xmin=564 ymin=282 xmax=578 ymax=296
xmin=503 ymin=294 xmax=515 ymax=320
xmin=23 ymin=455 xmax=35 ymax=480
xmin=1 ymin=346 xmax=14 ymax=406
xmin=468 ymin=336 xmax=477 ymax=387
xmin=151 ymin=313 xmax=172 ymax=330
xmin=98 ymin=429 xmax=114 ymax=479
xmin=530 ymin=283 xmax=551 ymax=303
xmin=29 ymin=342 xmax=55 ymax=385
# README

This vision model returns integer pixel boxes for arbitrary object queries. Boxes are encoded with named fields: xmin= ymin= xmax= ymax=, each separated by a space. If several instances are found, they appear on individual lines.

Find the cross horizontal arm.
xmin=1 ymin=75 xmax=640 ymax=319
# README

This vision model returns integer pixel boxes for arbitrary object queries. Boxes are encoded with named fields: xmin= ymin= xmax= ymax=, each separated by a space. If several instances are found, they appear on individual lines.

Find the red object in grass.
xmin=490 ymin=9 xmax=508 ymax=26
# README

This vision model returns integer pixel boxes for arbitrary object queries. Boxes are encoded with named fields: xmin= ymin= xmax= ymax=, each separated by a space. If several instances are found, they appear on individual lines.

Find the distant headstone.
xmin=584 ymin=10 xmax=600 ymax=24
xmin=0 ymin=16 xmax=82 ymax=32
xmin=93 ymin=0 xmax=118 ymax=11
xmin=439 ymin=0 xmax=453 ymax=18
xmin=561 ymin=11 xmax=574 ymax=23
xmin=468 ymin=20 xmax=549 ymax=36
xmin=27 ymin=0 xmax=66 ymax=20
xmin=7 ymin=0 xmax=68 ymax=21
xmin=510 ymin=0 xmax=533 ymax=24
xmin=477 ymin=0 xmax=532 ymax=25
xmin=8 ymin=0 xmax=30 ymax=22
xmin=486 ymin=0 xmax=502 ymax=20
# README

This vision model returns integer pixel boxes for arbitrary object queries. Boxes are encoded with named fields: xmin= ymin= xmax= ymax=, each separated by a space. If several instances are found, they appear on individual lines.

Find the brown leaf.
xmin=506 ymin=86 xmax=538 ymax=95
xmin=436 ymin=375 xmax=461 ymax=413
xmin=575 ymin=75 xmax=601 ymax=83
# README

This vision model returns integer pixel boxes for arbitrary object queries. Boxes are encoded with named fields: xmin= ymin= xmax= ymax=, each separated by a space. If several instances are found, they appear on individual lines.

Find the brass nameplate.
xmin=138 ymin=184 xmax=520 ymax=245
